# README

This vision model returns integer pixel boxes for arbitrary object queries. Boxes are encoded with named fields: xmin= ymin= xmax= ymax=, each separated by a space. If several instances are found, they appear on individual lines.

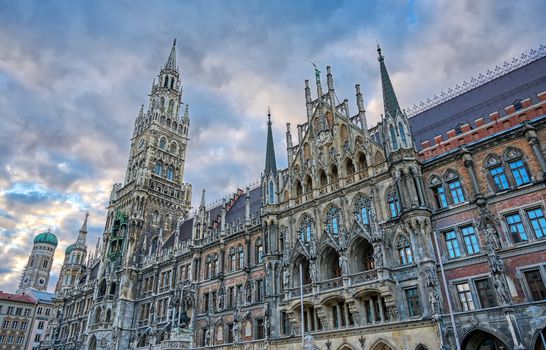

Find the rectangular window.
xmin=509 ymin=160 xmax=530 ymax=186
xmin=456 ymin=282 xmax=475 ymax=311
xmin=21 ymin=322 xmax=28 ymax=331
xmin=405 ymin=287 xmax=422 ymax=317
xmin=360 ymin=207 xmax=369 ymax=224
xmin=7 ymin=306 xmax=13 ymax=315
xmin=16 ymin=336 xmax=23 ymax=344
xmin=461 ymin=226 xmax=480 ymax=254
xmin=448 ymin=180 xmax=465 ymax=204
xmin=489 ymin=166 xmax=509 ymax=190
xmin=256 ymin=318 xmax=265 ymax=339
xmin=475 ymin=278 xmax=496 ymax=308
xmin=38 ymin=320 xmax=44 ymax=330
xmin=281 ymin=311 xmax=290 ymax=335
xmin=15 ymin=307 xmax=22 ymax=316
xmin=228 ymin=286 xmax=235 ymax=308
xmin=445 ymin=230 xmax=461 ymax=258
xmin=527 ymin=208 xmax=546 ymax=239
xmin=11 ymin=321 xmax=18 ymax=330
xmin=2 ymin=320 xmax=8 ymax=328
xmin=34 ymin=334 xmax=41 ymax=342
xmin=227 ymin=324 xmax=234 ymax=343
xmin=7 ymin=335 xmax=13 ymax=344
xmin=506 ymin=213 xmax=528 ymax=242
xmin=0 ymin=335 xmax=3 ymax=343
xmin=24 ymin=308 xmax=31 ymax=317
xmin=524 ymin=269 xmax=546 ymax=301
xmin=255 ymin=279 xmax=264 ymax=301
xmin=433 ymin=186 xmax=448 ymax=209
xmin=37 ymin=306 xmax=43 ymax=315
xmin=332 ymin=305 xmax=339 ymax=328
xmin=203 ymin=293 xmax=209 ymax=312
xmin=389 ymin=198 xmax=400 ymax=217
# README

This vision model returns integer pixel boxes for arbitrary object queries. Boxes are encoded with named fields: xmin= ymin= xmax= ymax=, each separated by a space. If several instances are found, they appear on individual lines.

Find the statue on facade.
xmin=484 ymin=223 xmax=501 ymax=253
xmin=283 ymin=268 xmax=290 ymax=290
xmin=373 ymin=244 xmax=384 ymax=268
xmin=232 ymin=318 xmax=241 ymax=343
xmin=310 ymin=261 xmax=319 ymax=283
xmin=179 ymin=308 xmax=190 ymax=329
xmin=493 ymin=274 xmax=512 ymax=305
xmin=339 ymin=254 xmax=349 ymax=276
xmin=204 ymin=327 xmax=212 ymax=346
xmin=429 ymin=287 xmax=440 ymax=314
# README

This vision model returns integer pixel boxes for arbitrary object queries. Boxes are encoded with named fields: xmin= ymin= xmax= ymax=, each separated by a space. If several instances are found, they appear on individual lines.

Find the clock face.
xmin=24 ymin=277 xmax=29 ymax=283
xmin=39 ymin=278 xmax=45 ymax=285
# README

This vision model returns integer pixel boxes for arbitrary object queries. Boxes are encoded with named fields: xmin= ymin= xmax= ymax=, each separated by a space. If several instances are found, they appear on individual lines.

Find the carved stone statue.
xmin=429 ymin=287 xmax=440 ymax=314
xmin=493 ymin=275 xmax=511 ymax=305
xmin=339 ymin=254 xmax=349 ymax=276
xmin=373 ymin=244 xmax=384 ymax=268
xmin=204 ymin=327 xmax=211 ymax=346
xmin=232 ymin=319 xmax=241 ymax=343
xmin=179 ymin=309 xmax=190 ymax=329
xmin=283 ymin=268 xmax=290 ymax=289
xmin=484 ymin=223 xmax=501 ymax=253
xmin=310 ymin=261 xmax=319 ymax=283
xmin=487 ymin=253 xmax=504 ymax=275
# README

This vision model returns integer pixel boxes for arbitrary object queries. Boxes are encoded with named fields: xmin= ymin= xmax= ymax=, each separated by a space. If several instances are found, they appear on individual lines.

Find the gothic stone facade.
xmin=42 ymin=42 xmax=546 ymax=350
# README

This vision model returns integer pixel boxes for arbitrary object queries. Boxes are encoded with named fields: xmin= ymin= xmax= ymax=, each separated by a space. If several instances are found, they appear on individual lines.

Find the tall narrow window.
xmin=509 ymin=159 xmax=530 ymax=186
xmin=527 ymin=208 xmax=546 ymax=239
xmin=388 ymin=192 xmax=400 ymax=218
xmin=405 ymin=288 xmax=422 ymax=317
xmin=397 ymin=236 xmax=413 ymax=265
xmin=448 ymin=180 xmax=465 ymax=204
xmin=325 ymin=207 xmax=341 ymax=237
xmin=489 ymin=165 xmax=509 ymax=191
xmin=524 ymin=269 xmax=546 ymax=301
xmin=390 ymin=125 xmax=398 ymax=150
xmin=456 ymin=282 xmax=475 ymax=311
xmin=268 ymin=181 xmax=274 ymax=204
xmin=475 ymin=278 xmax=496 ymax=308
xmin=445 ymin=230 xmax=461 ymax=258
xmin=166 ymin=166 xmax=174 ymax=181
xmin=300 ymin=217 xmax=313 ymax=242
xmin=461 ymin=226 xmax=480 ymax=254
xmin=506 ymin=213 xmax=528 ymax=242
xmin=398 ymin=122 xmax=407 ymax=146
xmin=354 ymin=196 xmax=369 ymax=225
xmin=432 ymin=185 xmax=448 ymax=209
xmin=255 ymin=239 xmax=264 ymax=264
xmin=159 ymin=137 xmax=167 ymax=150
xmin=155 ymin=161 xmax=163 ymax=176
xmin=237 ymin=246 xmax=244 ymax=269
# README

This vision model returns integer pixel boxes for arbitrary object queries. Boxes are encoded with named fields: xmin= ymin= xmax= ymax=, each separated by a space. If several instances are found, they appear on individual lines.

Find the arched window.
xmin=166 ymin=166 xmax=174 ymax=181
xmin=237 ymin=245 xmax=244 ymax=270
xmin=398 ymin=122 xmax=407 ymax=146
xmin=206 ymin=255 xmax=213 ymax=279
xmin=159 ymin=137 xmax=167 ymax=150
xmin=445 ymin=170 xmax=465 ymax=204
xmin=167 ymin=99 xmax=174 ymax=115
xmin=387 ymin=189 xmax=400 ymax=218
xmin=170 ymin=142 xmax=177 ymax=154
xmin=299 ymin=216 xmax=314 ymax=242
xmin=155 ymin=161 xmax=163 ymax=176
xmin=486 ymin=155 xmax=509 ymax=191
xmin=325 ymin=206 xmax=341 ymax=236
xmin=268 ymin=181 xmax=274 ymax=204
xmin=397 ymin=236 xmax=413 ymax=265
xmin=229 ymin=247 xmax=236 ymax=271
xmin=163 ymin=76 xmax=169 ymax=87
xmin=504 ymin=148 xmax=531 ymax=186
xmin=354 ymin=195 xmax=369 ymax=225
xmin=152 ymin=210 xmax=160 ymax=225
xmin=429 ymin=176 xmax=448 ymax=209
xmin=255 ymin=238 xmax=264 ymax=264
xmin=43 ymin=258 xmax=49 ymax=268
xmin=170 ymin=77 xmax=175 ymax=89
xmin=390 ymin=125 xmax=398 ymax=150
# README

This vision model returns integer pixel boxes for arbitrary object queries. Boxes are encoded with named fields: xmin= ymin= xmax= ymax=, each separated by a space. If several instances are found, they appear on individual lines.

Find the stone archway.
xmin=533 ymin=328 xmax=546 ymax=350
xmin=349 ymin=237 xmax=374 ymax=273
xmin=461 ymin=329 xmax=510 ymax=350
xmin=320 ymin=246 xmax=341 ymax=280
xmin=338 ymin=345 xmax=355 ymax=350
xmin=88 ymin=335 xmax=97 ymax=350
xmin=370 ymin=340 xmax=394 ymax=350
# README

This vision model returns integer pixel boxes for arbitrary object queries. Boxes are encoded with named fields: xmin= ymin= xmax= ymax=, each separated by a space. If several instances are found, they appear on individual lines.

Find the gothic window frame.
xmin=396 ymin=235 xmax=413 ymax=266
xmin=166 ymin=165 xmax=174 ymax=181
xmin=405 ymin=287 xmax=422 ymax=317
xmin=229 ymin=247 xmax=236 ymax=272
xmin=428 ymin=175 xmax=448 ymax=210
xmin=354 ymin=195 xmax=370 ymax=225
xmin=155 ymin=161 xmax=163 ymax=176
xmin=389 ymin=124 xmax=398 ymax=150
xmin=268 ymin=180 xmax=275 ymax=204
xmin=170 ymin=142 xmax=178 ymax=154
xmin=237 ymin=245 xmax=244 ymax=270
xmin=324 ymin=206 xmax=342 ymax=237
xmin=159 ymin=137 xmax=167 ymax=150
xmin=444 ymin=170 xmax=466 ymax=205
xmin=386 ymin=187 xmax=401 ymax=218
xmin=299 ymin=215 xmax=314 ymax=243
xmin=460 ymin=225 xmax=480 ymax=255
xmin=504 ymin=147 xmax=532 ymax=187
xmin=205 ymin=255 xmax=213 ymax=280
xmin=398 ymin=121 xmax=407 ymax=147
xmin=255 ymin=238 xmax=264 ymax=265
xmin=485 ymin=154 xmax=510 ymax=192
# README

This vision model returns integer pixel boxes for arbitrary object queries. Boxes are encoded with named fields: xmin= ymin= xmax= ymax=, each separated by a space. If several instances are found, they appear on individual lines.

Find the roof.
xmin=225 ymin=187 xmax=261 ymax=225
xmin=0 ymin=291 xmax=36 ymax=304
xmin=34 ymin=230 xmax=58 ymax=246
xmin=409 ymin=56 xmax=546 ymax=149
xmin=26 ymin=289 xmax=55 ymax=304
xmin=65 ymin=243 xmax=76 ymax=254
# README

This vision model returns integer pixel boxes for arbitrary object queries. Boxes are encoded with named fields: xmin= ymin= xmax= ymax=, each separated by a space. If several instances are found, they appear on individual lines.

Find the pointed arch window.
xmin=389 ymin=125 xmax=398 ymax=150
xmin=325 ymin=206 xmax=341 ymax=237
xmin=166 ymin=166 xmax=174 ymax=181
xmin=159 ymin=137 xmax=167 ymax=150
xmin=299 ymin=216 xmax=314 ymax=242
xmin=163 ymin=76 xmax=169 ymax=87
xmin=504 ymin=148 xmax=531 ymax=186
xmin=354 ymin=196 xmax=370 ymax=225
xmin=206 ymin=255 xmax=213 ymax=279
xmin=397 ymin=236 xmax=413 ymax=265
xmin=229 ymin=247 xmax=236 ymax=271
xmin=268 ymin=181 xmax=274 ymax=204
xmin=429 ymin=176 xmax=448 ymax=209
xmin=170 ymin=142 xmax=177 ymax=154
xmin=237 ymin=245 xmax=244 ymax=270
xmin=255 ymin=238 xmax=264 ymax=264
xmin=398 ymin=122 xmax=407 ymax=146
xmin=445 ymin=171 xmax=466 ymax=204
xmin=167 ymin=100 xmax=174 ymax=115
xmin=155 ymin=161 xmax=163 ymax=176
xmin=170 ymin=77 xmax=175 ymax=89
xmin=387 ymin=189 xmax=401 ymax=218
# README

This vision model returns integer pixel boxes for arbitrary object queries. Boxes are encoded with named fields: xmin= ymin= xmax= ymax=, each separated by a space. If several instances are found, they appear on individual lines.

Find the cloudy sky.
xmin=0 ymin=0 xmax=544 ymax=293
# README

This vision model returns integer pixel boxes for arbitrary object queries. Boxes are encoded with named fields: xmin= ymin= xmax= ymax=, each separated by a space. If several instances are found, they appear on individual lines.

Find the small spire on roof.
xmin=182 ymin=104 xmax=190 ymax=122
xmin=164 ymin=38 xmax=177 ymax=71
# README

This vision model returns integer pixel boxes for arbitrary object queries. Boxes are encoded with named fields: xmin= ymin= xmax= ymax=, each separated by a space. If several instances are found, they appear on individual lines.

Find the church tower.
xmin=18 ymin=229 xmax=57 ymax=292
xmin=55 ymin=213 xmax=89 ymax=292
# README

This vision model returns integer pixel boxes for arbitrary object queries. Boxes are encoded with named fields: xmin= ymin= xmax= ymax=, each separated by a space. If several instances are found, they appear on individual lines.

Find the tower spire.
xmin=378 ymin=45 xmax=402 ymax=119
xmin=76 ymin=211 xmax=88 ymax=246
xmin=164 ymin=38 xmax=177 ymax=71
xmin=264 ymin=108 xmax=277 ymax=175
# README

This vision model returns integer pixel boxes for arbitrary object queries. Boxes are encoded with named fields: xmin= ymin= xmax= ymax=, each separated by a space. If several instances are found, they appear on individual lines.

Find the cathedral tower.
xmin=18 ymin=229 xmax=57 ymax=292
xmin=56 ymin=213 xmax=89 ymax=292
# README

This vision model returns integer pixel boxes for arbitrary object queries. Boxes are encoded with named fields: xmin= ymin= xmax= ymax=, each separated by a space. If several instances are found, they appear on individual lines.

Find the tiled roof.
xmin=409 ymin=56 xmax=546 ymax=149
xmin=0 ymin=291 xmax=36 ymax=304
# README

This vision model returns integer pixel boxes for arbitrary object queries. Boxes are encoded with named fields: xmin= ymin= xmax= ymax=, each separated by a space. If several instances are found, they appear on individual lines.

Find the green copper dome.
xmin=65 ymin=243 xmax=76 ymax=254
xmin=34 ymin=230 xmax=58 ymax=246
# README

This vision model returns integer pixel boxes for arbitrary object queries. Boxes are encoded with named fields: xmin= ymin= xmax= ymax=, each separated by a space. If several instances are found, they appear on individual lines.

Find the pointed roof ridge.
xmin=164 ymin=38 xmax=177 ymax=71
xmin=378 ymin=45 xmax=402 ymax=119
xmin=264 ymin=109 xmax=277 ymax=174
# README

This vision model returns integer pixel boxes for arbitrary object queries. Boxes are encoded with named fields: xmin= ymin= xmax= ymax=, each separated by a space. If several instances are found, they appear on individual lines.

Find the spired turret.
xmin=262 ymin=109 xmax=278 ymax=206
xmin=55 ymin=213 xmax=89 ymax=292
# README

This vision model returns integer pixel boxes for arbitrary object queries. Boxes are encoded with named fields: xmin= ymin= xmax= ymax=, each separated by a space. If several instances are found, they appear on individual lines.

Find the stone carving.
xmin=283 ymin=268 xmax=290 ymax=290
xmin=484 ymin=223 xmax=501 ymax=253
xmin=493 ymin=274 xmax=511 ymax=305
xmin=232 ymin=318 xmax=241 ymax=343
xmin=339 ymin=254 xmax=349 ymax=276
xmin=310 ymin=260 xmax=319 ymax=283
xmin=373 ymin=243 xmax=384 ymax=268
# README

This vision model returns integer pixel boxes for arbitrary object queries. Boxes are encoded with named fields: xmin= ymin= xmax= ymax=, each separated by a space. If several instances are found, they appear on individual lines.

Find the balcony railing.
xmin=349 ymin=269 xmax=378 ymax=285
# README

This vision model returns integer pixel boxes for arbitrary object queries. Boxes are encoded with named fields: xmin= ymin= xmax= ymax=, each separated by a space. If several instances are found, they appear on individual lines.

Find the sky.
xmin=0 ymin=0 xmax=544 ymax=293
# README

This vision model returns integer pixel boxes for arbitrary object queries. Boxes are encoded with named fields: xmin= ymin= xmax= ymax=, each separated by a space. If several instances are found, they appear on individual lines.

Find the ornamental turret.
xmin=18 ymin=229 xmax=57 ymax=292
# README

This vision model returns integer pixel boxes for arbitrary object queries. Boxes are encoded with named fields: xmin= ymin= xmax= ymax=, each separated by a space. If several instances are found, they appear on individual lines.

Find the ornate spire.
xmin=181 ymin=103 xmax=190 ymax=123
xmin=164 ymin=39 xmax=177 ymax=71
xmin=76 ymin=211 xmax=88 ymax=246
xmin=200 ymin=188 xmax=206 ymax=208
xmin=378 ymin=45 xmax=402 ymax=119
xmin=264 ymin=108 xmax=277 ymax=175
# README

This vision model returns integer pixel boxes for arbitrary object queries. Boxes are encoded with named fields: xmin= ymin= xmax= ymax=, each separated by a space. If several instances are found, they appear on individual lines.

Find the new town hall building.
xmin=39 ymin=42 xmax=546 ymax=350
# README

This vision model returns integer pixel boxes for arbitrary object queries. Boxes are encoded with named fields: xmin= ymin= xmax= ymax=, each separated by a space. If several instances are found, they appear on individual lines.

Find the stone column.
xmin=527 ymin=131 xmax=546 ymax=179
xmin=412 ymin=170 xmax=426 ymax=207
xmin=461 ymin=150 xmax=482 ymax=200
xmin=395 ymin=177 xmax=406 ymax=211
xmin=378 ymin=296 xmax=385 ymax=323
xmin=369 ymin=298 xmax=376 ymax=323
